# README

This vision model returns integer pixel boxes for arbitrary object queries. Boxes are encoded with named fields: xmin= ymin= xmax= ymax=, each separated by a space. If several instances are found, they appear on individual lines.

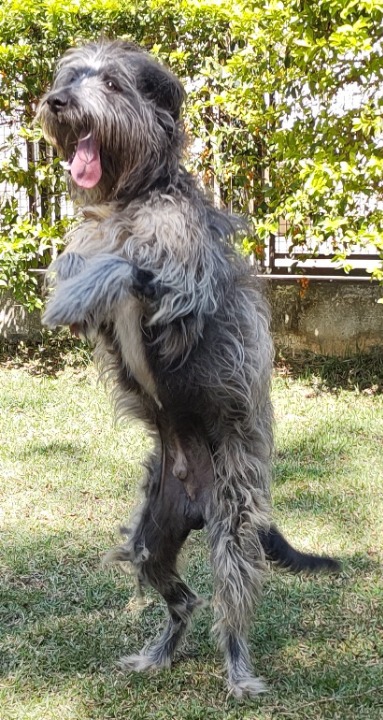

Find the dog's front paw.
xmin=42 ymin=303 xmax=69 ymax=329
xmin=42 ymin=290 xmax=85 ymax=329
xmin=47 ymin=252 xmax=87 ymax=286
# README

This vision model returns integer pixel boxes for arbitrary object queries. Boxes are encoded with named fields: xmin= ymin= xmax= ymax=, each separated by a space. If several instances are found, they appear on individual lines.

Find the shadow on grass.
xmin=18 ymin=440 xmax=87 ymax=460
xmin=3 ymin=339 xmax=383 ymax=392
xmin=0 ymin=528 xmax=375 ymax=669
xmin=1 ymin=527 xmax=382 ymax=718
xmin=276 ymin=348 xmax=383 ymax=393
xmin=0 ymin=331 xmax=91 ymax=378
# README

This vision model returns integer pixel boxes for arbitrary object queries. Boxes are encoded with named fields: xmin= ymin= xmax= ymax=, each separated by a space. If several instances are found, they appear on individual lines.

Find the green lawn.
xmin=1 ymin=357 xmax=382 ymax=719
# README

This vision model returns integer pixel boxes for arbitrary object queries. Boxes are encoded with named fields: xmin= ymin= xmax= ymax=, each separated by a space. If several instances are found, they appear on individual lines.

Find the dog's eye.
xmin=105 ymin=79 xmax=119 ymax=92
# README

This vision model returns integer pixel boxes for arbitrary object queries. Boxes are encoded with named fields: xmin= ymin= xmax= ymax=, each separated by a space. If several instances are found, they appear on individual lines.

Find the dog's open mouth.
xmin=68 ymin=131 xmax=102 ymax=189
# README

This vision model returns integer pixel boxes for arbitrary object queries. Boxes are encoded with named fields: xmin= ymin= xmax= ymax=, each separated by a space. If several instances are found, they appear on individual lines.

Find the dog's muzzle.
xmin=46 ymin=89 xmax=71 ymax=115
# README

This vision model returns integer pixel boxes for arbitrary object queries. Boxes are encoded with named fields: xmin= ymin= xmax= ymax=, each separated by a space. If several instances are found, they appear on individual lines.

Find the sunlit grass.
xmin=1 ymin=363 xmax=382 ymax=719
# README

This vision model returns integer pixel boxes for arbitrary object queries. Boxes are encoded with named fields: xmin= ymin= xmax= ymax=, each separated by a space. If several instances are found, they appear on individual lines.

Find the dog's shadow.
xmin=18 ymin=440 xmax=85 ymax=460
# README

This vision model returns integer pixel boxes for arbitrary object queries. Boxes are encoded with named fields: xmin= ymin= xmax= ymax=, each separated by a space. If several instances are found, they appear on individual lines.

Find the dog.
xmin=37 ymin=40 xmax=340 ymax=698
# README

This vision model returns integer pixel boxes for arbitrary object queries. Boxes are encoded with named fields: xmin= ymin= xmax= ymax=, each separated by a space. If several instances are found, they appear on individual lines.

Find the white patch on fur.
xmin=114 ymin=296 xmax=161 ymax=406
xmin=227 ymin=676 xmax=268 ymax=698
xmin=118 ymin=652 xmax=171 ymax=672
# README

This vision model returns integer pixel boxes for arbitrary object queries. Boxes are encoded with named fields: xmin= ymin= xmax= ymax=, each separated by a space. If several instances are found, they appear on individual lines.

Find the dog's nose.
xmin=47 ymin=91 xmax=70 ymax=113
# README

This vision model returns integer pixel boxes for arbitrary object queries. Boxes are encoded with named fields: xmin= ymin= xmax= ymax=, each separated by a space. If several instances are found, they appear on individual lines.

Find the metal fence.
xmin=265 ymin=224 xmax=380 ymax=281
xmin=0 ymin=116 xmax=73 ymax=222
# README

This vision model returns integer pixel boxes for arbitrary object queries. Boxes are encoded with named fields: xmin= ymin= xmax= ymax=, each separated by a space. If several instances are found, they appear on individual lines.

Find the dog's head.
xmin=37 ymin=40 xmax=186 ymax=203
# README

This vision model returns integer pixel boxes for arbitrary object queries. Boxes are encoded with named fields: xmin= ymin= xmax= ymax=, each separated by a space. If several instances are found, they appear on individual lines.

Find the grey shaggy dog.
xmin=38 ymin=40 xmax=339 ymax=698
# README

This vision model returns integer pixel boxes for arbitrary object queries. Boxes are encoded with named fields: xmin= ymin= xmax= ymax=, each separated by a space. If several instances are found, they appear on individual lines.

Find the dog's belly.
xmin=114 ymin=296 xmax=161 ymax=406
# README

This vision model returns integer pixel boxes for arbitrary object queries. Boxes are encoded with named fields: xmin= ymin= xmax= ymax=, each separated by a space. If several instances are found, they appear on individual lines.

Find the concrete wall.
xmin=0 ymin=293 xmax=43 ymax=344
xmin=1 ymin=280 xmax=383 ymax=356
xmin=267 ymin=280 xmax=383 ymax=356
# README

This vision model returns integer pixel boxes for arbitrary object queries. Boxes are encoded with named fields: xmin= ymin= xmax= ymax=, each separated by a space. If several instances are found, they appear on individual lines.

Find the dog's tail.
xmin=259 ymin=525 xmax=341 ymax=574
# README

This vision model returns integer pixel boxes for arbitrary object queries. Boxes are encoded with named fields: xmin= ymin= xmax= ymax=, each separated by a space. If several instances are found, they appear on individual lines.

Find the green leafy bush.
xmin=1 ymin=0 xmax=383 ymax=311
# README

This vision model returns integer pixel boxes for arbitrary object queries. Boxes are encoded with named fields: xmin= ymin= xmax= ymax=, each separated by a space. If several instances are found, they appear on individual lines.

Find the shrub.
xmin=1 ymin=0 xmax=382 ymax=310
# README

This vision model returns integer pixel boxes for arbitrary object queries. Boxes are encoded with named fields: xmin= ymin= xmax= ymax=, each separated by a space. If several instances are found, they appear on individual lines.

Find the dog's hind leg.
xmin=120 ymin=567 xmax=203 ymax=673
xmin=206 ymin=435 xmax=270 ymax=698
xmin=114 ymin=443 xmax=208 ymax=672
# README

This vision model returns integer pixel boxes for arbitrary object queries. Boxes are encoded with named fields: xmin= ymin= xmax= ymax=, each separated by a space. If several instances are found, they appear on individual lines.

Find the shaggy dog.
xmin=38 ymin=40 xmax=339 ymax=698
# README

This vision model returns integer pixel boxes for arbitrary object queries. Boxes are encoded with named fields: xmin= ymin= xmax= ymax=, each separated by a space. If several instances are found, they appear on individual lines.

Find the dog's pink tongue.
xmin=71 ymin=133 xmax=102 ymax=189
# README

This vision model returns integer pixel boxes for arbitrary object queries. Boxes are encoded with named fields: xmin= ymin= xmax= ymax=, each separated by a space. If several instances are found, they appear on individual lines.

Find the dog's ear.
xmin=138 ymin=62 xmax=185 ymax=120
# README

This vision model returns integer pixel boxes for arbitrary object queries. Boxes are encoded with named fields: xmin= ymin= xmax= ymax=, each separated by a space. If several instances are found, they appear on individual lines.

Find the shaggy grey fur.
xmin=38 ymin=40 xmax=339 ymax=698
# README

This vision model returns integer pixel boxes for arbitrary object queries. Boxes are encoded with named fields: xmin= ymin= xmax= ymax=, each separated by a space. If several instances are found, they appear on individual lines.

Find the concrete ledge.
xmin=0 ymin=293 xmax=42 ymax=344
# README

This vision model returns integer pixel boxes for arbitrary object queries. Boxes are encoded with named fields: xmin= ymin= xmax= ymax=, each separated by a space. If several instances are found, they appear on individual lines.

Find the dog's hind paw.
xmin=118 ymin=652 xmax=171 ymax=673
xmin=227 ymin=675 xmax=268 ymax=699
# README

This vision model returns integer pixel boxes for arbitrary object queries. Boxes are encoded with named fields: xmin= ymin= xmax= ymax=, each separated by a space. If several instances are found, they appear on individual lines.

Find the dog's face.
xmin=37 ymin=40 xmax=185 ymax=202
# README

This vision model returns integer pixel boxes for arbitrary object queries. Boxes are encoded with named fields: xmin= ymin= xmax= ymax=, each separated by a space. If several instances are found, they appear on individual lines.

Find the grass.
xmin=1 ymin=353 xmax=383 ymax=719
